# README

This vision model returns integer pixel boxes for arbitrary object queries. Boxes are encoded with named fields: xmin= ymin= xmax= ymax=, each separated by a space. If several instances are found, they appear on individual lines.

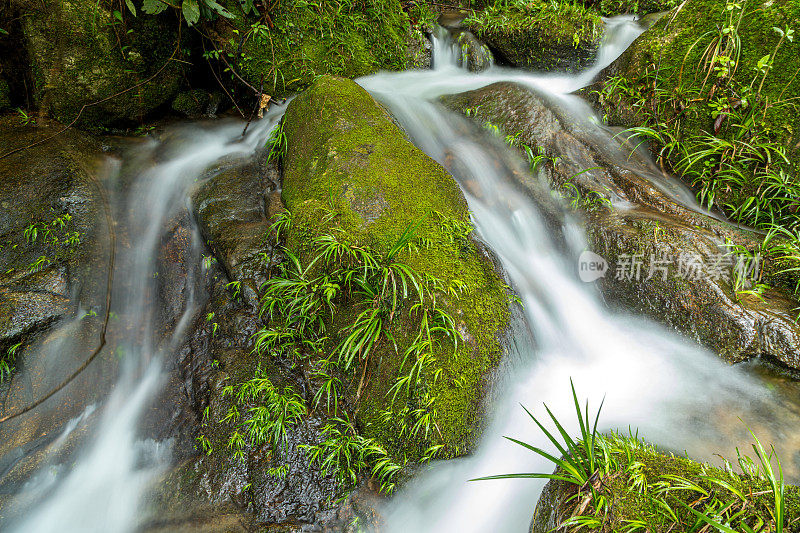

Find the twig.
xmin=241 ymin=73 xmax=265 ymax=137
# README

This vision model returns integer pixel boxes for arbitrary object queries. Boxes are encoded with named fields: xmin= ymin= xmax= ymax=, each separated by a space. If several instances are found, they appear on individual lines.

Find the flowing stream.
xmin=360 ymin=18 xmax=800 ymax=532
xmin=1 ymin=15 xmax=798 ymax=533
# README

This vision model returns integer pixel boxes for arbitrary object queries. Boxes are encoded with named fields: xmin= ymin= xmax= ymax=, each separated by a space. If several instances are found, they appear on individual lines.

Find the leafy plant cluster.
xmin=120 ymin=0 xmax=238 ymax=26
xmin=0 ymin=212 xmax=83 ymax=277
xmin=476 ymin=381 xmax=798 ymax=532
xmin=0 ymin=212 xmax=82 ymax=385
xmin=206 ymin=0 xmax=412 ymax=97
xmin=214 ymin=210 xmax=465 ymax=495
xmin=600 ymin=0 xmax=800 ymax=298
xmin=0 ymin=341 xmax=22 ymax=385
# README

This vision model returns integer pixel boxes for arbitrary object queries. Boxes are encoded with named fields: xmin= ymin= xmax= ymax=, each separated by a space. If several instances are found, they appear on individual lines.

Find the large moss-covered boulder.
xmin=12 ymin=0 xmax=183 ymax=128
xmin=216 ymin=0 xmax=420 ymax=98
xmin=443 ymin=82 xmax=800 ymax=368
xmin=282 ymin=75 xmax=511 ymax=454
xmin=466 ymin=1 xmax=602 ymax=71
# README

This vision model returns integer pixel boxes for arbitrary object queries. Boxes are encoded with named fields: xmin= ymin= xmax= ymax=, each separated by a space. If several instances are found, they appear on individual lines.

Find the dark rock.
xmin=12 ymin=0 xmax=184 ymax=128
xmin=172 ymin=90 xmax=213 ymax=119
xmin=0 ymin=115 xmax=107 ymax=349
xmin=407 ymin=27 xmax=433 ymax=70
xmin=191 ymin=149 xmax=282 ymax=310
xmin=466 ymin=8 xmax=602 ymax=72
xmin=0 ymin=114 xmax=112 ymax=496
xmin=0 ymin=79 xmax=10 ymax=110
xmin=530 ymin=475 xmax=571 ymax=533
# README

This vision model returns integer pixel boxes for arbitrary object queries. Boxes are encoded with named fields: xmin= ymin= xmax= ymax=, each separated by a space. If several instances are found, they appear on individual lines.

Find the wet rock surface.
xmin=443 ymin=82 xmax=800 ymax=369
xmin=139 ymin=139 xmax=377 ymax=531
xmin=0 ymin=115 xmax=113 ymax=506
xmin=454 ymin=31 xmax=493 ymax=72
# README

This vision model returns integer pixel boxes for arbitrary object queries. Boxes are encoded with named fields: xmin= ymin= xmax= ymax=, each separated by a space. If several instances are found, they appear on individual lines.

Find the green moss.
xmin=281 ymin=76 xmax=510 ymax=457
xmin=599 ymin=437 xmax=800 ymax=531
xmin=535 ymin=433 xmax=800 ymax=531
xmin=612 ymin=0 xmax=800 ymax=168
xmin=221 ymin=0 xmax=413 ymax=98
xmin=0 ymin=79 xmax=9 ymax=110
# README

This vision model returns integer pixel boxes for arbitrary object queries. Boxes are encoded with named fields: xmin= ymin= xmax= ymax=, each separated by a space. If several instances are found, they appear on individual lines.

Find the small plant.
xmin=266 ymin=120 xmax=288 ymax=164
xmin=472 ymin=380 xmax=605 ymax=494
xmin=302 ymin=414 xmax=403 ymax=494
xmin=15 ymin=108 xmax=36 ymax=127
xmin=474 ymin=380 xmax=795 ymax=531
xmin=0 ymin=341 xmax=22 ymax=384
xmin=220 ymin=210 xmax=463 ymax=495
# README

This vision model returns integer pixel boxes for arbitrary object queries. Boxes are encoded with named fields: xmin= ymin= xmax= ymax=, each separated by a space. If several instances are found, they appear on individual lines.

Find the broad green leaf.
xmin=142 ymin=0 xmax=168 ymax=14
xmin=182 ymin=0 xmax=200 ymax=25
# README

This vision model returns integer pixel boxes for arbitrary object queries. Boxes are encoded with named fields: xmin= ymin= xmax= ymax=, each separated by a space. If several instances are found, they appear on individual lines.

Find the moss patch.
xmin=607 ymin=0 xmax=800 ymax=168
xmin=597 ymin=0 xmax=679 ymax=16
xmin=533 ymin=433 xmax=800 ymax=532
xmin=281 ymin=75 xmax=511 ymax=457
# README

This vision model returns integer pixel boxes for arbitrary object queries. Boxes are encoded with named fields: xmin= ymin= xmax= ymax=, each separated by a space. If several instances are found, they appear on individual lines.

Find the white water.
xmin=3 ymin=16 xmax=797 ymax=533
xmin=3 ymin=118 xmax=279 ymax=532
xmin=358 ymin=19 xmax=800 ymax=532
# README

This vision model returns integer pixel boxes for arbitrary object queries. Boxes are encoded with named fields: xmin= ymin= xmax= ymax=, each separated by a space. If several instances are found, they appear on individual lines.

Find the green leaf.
xmin=142 ymin=0 xmax=168 ymax=14
xmin=125 ymin=0 xmax=137 ymax=15
xmin=203 ymin=0 xmax=234 ymax=18
xmin=182 ymin=0 xmax=200 ymax=25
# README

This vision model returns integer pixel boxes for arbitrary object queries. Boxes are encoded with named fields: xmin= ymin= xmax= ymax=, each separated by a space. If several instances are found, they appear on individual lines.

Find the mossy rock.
xmin=217 ymin=0 xmax=415 ymax=98
xmin=171 ymin=89 xmax=212 ymax=118
xmin=604 ymin=0 xmax=800 ymax=168
xmin=466 ymin=1 xmax=602 ymax=72
xmin=531 ymin=438 xmax=800 ymax=532
xmin=15 ymin=0 xmax=184 ymax=128
xmin=442 ymin=81 xmax=800 ymax=369
xmin=281 ymin=75 xmax=511 ymax=456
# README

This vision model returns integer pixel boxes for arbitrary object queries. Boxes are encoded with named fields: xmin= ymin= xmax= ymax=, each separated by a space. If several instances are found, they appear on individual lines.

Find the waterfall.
xmin=358 ymin=18 xmax=800 ymax=532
